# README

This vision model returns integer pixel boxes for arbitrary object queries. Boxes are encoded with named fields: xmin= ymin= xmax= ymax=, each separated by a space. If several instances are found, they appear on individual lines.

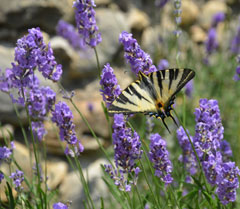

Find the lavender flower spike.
xmin=230 ymin=18 xmax=240 ymax=54
xmin=56 ymin=20 xmax=85 ymax=50
xmin=211 ymin=12 xmax=225 ymax=28
xmin=177 ymin=126 xmax=197 ymax=179
xmin=157 ymin=59 xmax=169 ymax=71
xmin=73 ymin=0 xmax=102 ymax=47
xmin=105 ymin=114 xmax=142 ymax=192
xmin=149 ymin=133 xmax=173 ymax=185
xmin=53 ymin=202 xmax=69 ymax=209
xmin=216 ymin=162 xmax=240 ymax=205
xmin=10 ymin=169 xmax=24 ymax=192
xmin=0 ymin=142 xmax=15 ymax=164
xmin=119 ymin=31 xmax=157 ymax=75
xmin=112 ymin=114 xmax=142 ymax=173
xmin=100 ymin=63 xmax=121 ymax=107
xmin=51 ymin=101 xmax=84 ymax=156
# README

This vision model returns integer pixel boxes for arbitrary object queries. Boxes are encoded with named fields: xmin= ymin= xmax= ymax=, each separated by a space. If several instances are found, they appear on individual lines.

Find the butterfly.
xmin=108 ymin=68 xmax=195 ymax=133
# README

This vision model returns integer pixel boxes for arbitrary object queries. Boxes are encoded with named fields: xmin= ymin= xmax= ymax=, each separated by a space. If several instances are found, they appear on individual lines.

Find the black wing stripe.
xmin=108 ymin=105 xmax=131 ymax=112
xmin=161 ymin=70 xmax=165 ymax=79
xmin=156 ymin=71 xmax=163 ymax=97
xmin=141 ymin=75 xmax=158 ymax=100
xmin=150 ymin=72 xmax=154 ymax=84
xmin=117 ymin=94 xmax=137 ymax=106
xmin=129 ymin=84 xmax=152 ymax=103
xmin=177 ymin=69 xmax=190 ymax=88
xmin=174 ymin=69 xmax=179 ymax=80
xmin=125 ymin=87 xmax=133 ymax=95
xmin=175 ymin=69 xmax=195 ymax=96
xmin=168 ymin=69 xmax=174 ymax=90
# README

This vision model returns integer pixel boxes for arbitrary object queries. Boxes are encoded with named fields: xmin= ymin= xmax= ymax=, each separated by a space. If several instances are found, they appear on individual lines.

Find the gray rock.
xmin=0 ymin=124 xmax=14 ymax=141
xmin=59 ymin=158 xmax=109 ymax=209
xmin=127 ymin=8 xmax=150 ymax=31
xmin=0 ymin=0 xmax=74 ymax=36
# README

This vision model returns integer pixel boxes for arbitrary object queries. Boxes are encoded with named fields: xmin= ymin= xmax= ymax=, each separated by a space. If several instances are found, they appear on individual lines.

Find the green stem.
xmin=57 ymin=82 xmax=113 ymax=167
xmin=73 ymin=154 xmax=96 ymax=209
xmin=173 ymin=109 xmax=210 ymax=194
xmin=21 ymin=87 xmax=44 ymax=208
xmin=11 ymin=98 xmax=32 ymax=165
xmin=70 ymin=98 xmax=113 ymax=166
xmin=138 ymin=160 xmax=159 ymax=207
xmin=133 ymin=184 xmax=144 ymax=209
xmin=93 ymin=47 xmax=101 ymax=79
xmin=169 ymin=185 xmax=180 ymax=209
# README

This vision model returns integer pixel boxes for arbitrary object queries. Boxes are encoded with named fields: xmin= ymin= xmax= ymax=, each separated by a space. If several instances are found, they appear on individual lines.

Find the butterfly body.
xmin=108 ymin=68 xmax=195 ymax=132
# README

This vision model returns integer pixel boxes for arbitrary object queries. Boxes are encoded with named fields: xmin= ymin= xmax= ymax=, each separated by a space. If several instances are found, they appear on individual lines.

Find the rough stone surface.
xmin=59 ymin=158 xmax=109 ymax=209
xmin=128 ymin=8 xmax=150 ymax=31
xmin=0 ymin=0 xmax=74 ymax=36
xmin=181 ymin=0 xmax=199 ymax=27
xmin=0 ymin=124 xmax=14 ymax=141
xmin=190 ymin=25 xmax=207 ymax=44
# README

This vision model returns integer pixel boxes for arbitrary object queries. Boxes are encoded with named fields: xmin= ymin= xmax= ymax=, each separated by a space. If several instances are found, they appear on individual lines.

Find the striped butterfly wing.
xmin=149 ymin=68 xmax=195 ymax=108
xmin=108 ymin=68 xmax=195 ymax=116
xmin=108 ymin=77 xmax=157 ymax=114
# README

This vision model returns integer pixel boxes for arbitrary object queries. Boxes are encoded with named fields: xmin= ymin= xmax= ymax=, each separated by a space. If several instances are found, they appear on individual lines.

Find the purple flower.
xmin=230 ymin=18 xmax=240 ymax=54
xmin=216 ymin=162 xmax=240 ymax=205
xmin=10 ymin=169 xmax=24 ymax=192
xmin=149 ymin=133 xmax=173 ymax=185
xmin=155 ymin=0 xmax=169 ymax=8
xmin=193 ymin=98 xmax=240 ymax=203
xmin=100 ymin=63 xmax=121 ymax=107
xmin=185 ymin=80 xmax=193 ymax=98
xmin=56 ymin=20 xmax=85 ymax=50
xmin=112 ymin=114 xmax=142 ymax=173
xmin=27 ymin=86 xmax=56 ymax=140
xmin=73 ymin=0 xmax=102 ymax=47
xmin=51 ymin=101 xmax=84 ymax=156
xmin=53 ymin=202 xmax=68 ymax=209
xmin=119 ymin=31 xmax=157 ymax=75
xmin=157 ymin=59 xmax=169 ymax=71
xmin=0 ymin=172 xmax=4 ymax=183
xmin=211 ymin=12 xmax=225 ymax=28
xmin=233 ymin=66 xmax=240 ymax=81
xmin=220 ymin=140 xmax=233 ymax=161
xmin=194 ymin=99 xmax=224 ymax=159
xmin=177 ymin=127 xmax=198 ymax=178
xmin=104 ymin=164 xmax=132 ymax=192
xmin=15 ymin=27 xmax=62 ymax=82
xmin=105 ymin=114 xmax=142 ymax=192
xmin=205 ymin=28 xmax=218 ymax=56
xmin=0 ymin=27 xmax=62 ymax=108
xmin=0 ymin=143 xmax=14 ymax=164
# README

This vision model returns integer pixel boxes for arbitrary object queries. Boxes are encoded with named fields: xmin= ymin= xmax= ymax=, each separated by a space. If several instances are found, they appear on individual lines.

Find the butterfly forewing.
xmin=108 ymin=68 xmax=195 ymax=115
xmin=108 ymin=80 xmax=156 ymax=114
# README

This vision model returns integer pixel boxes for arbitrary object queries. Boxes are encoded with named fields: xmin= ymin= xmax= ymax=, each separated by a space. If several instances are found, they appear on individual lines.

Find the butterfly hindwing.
xmin=108 ymin=68 xmax=195 ymax=115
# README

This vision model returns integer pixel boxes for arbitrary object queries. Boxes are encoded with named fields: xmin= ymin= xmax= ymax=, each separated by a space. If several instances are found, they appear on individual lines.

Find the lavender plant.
xmin=0 ymin=0 xmax=240 ymax=208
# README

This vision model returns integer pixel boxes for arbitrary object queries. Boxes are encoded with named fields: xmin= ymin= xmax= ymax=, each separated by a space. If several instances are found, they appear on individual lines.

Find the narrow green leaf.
xmin=6 ymin=182 xmax=15 ymax=209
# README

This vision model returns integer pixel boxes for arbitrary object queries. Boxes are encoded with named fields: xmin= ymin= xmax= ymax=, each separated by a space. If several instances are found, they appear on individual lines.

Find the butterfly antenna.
xmin=169 ymin=113 xmax=179 ymax=127
xmin=162 ymin=118 xmax=171 ymax=134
